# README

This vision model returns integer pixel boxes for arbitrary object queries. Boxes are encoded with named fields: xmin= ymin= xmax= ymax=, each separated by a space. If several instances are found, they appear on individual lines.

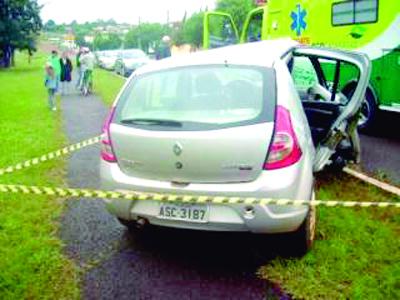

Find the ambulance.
xmin=203 ymin=0 xmax=400 ymax=130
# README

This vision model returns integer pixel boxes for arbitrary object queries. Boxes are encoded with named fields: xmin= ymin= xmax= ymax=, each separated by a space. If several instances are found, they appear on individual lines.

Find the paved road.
xmin=59 ymin=90 xmax=282 ymax=300
xmin=360 ymin=111 xmax=400 ymax=185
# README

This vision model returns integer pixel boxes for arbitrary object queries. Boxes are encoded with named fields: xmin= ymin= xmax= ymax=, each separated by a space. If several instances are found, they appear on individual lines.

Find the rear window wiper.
xmin=120 ymin=118 xmax=182 ymax=127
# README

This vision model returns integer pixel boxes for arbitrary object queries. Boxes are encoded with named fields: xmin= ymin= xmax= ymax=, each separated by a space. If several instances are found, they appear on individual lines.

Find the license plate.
xmin=158 ymin=203 xmax=209 ymax=223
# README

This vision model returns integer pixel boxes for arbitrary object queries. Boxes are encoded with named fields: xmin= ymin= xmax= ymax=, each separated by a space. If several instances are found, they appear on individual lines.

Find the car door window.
xmin=206 ymin=13 xmax=239 ymax=49
xmin=318 ymin=58 xmax=360 ymax=103
xmin=245 ymin=10 xmax=263 ymax=42
xmin=290 ymin=56 xmax=319 ymax=99
xmin=290 ymin=55 xmax=361 ymax=104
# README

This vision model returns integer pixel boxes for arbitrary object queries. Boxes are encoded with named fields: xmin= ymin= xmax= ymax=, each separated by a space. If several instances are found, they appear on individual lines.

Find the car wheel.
xmin=117 ymin=218 xmax=145 ymax=233
xmin=284 ymin=196 xmax=316 ymax=257
xmin=327 ymin=139 xmax=353 ymax=172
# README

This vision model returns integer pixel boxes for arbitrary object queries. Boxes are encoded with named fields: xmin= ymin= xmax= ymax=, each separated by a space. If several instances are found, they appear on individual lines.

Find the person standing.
xmin=47 ymin=50 xmax=61 ymax=93
xmin=75 ymin=47 xmax=83 ymax=89
xmin=60 ymin=52 xmax=73 ymax=95
xmin=44 ymin=63 xmax=58 ymax=111
xmin=156 ymin=35 xmax=171 ymax=60
xmin=79 ymin=48 xmax=95 ymax=94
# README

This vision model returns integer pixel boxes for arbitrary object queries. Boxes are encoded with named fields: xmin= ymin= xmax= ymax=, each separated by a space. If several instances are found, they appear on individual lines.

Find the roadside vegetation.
xmin=95 ymin=69 xmax=400 ymax=299
xmin=94 ymin=68 xmax=126 ymax=106
xmin=260 ymin=172 xmax=400 ymax=299
xmin=0 ymin=52 xmax=79 ymax=299
xmin=42 ymin=0 xmax=256 ymax=52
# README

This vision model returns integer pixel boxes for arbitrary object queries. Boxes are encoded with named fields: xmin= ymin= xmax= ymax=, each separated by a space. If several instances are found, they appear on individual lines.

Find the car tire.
xmin=342 ymin=86 xmax=377 ymax=132
xmin=283 ymin=197 xmax=316 ymax=257
xmin=358 ymin=90 xmax=377 ymax=132
xmin=327 ymin=139 xmax=353 ymax=172
xmin=117 ymin=218 xmax=142 ymax=233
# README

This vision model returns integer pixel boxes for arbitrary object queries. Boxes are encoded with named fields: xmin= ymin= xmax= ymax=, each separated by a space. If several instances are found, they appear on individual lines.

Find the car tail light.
xmin=101 ymin=106 xmax=117 ymax=163
xmin=263 ymin=105 xmax=302 ymax=170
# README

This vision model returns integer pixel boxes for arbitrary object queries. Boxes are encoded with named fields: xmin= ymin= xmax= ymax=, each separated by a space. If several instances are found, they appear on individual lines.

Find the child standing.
xmin=45 ymin=63 xmax=58 ymax=111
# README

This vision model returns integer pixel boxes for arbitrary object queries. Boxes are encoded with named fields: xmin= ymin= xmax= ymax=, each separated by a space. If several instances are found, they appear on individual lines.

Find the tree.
xmin=125 ymin=23 xmax=171 ymax=53
xmin=182 ymin=12 xmax=204 ymax=48
xmin=44 ymin=19 xmax=56 ymax=32
xmin=216 ymin=0 xmax=256 ymax=32
xmin=75 ymin=33 xmax=87 ymax=47
xmin=93 ymin=33 xmax=122 ymax=51
xmin=172 ymin=12 xmax=186 ymax=46
xmin=0 ymin=0 xmax=42 ymax=67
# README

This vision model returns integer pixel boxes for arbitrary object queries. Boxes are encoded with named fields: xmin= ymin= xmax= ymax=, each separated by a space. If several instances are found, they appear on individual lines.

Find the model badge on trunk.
xmin=173 ymin=142 xmax=183 ymax=156
xmin=121 ymin=159 xmax=142 ymax=168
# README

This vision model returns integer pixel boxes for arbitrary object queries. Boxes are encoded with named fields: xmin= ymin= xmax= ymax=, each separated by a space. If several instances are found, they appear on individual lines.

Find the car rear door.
xmin=291 ymin=47 xmax=371 ymax=171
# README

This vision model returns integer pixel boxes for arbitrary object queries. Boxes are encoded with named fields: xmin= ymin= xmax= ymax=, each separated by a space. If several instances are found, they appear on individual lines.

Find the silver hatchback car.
xmin=100 ymin=39 xmax=370 ymax=253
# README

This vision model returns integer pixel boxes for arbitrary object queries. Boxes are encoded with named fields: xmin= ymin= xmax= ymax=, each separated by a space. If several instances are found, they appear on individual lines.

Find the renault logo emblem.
xmin=173 ymin=142 xmax=183 ymax=156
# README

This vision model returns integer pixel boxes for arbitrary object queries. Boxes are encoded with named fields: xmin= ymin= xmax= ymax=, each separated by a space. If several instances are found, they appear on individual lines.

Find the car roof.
xmin=122 ymin=49 xmax=145 ymax=54
xmin=136 ymin=38 xmax=298 ymax=75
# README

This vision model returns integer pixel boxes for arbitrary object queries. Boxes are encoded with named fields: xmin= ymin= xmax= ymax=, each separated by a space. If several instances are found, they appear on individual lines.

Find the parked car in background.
xmin=95 ymin=51 xmax=103 ymax=65
xmin=97 ymin=50 xmax=119 ymax=70
xmin=114 ymin=49 xmax=150 ymax=77
xmin=100 ymin=39 xmax=370 ymax=255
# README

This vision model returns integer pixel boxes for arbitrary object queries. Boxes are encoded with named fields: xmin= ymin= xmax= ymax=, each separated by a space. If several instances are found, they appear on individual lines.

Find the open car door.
xmin=287 ymin=47 xmax=371 ymax=172
xmin=203 ymin=12 xmax=239 ymax=49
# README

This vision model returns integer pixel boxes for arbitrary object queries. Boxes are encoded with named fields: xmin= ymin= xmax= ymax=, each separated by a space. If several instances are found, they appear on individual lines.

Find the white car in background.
xmin=114 ymin=49 xmax=150 ymax=77
xmin=97 ymin=50 xmax=119 ymax=70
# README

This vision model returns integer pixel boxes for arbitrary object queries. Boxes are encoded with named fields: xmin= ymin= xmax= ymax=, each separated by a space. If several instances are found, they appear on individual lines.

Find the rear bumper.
xmin=100 ymin=157 xmax=314 ymax=233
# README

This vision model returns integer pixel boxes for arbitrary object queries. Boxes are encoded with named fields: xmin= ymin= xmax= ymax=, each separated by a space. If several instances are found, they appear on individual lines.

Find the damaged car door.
xmin=288 ymin=47 xmax=371 ymax=171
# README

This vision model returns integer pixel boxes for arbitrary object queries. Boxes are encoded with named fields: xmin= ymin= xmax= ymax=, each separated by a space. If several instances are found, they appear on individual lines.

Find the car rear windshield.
xmin=115 ymin=65 xmax=276 ymax=131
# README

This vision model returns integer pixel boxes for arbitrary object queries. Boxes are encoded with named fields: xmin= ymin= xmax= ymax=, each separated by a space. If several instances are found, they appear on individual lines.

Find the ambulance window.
xmin=332 ymin=0 xmax=378 ymax=26
xmin=246 ymin=11 xmax=263 ymax=42
xmin=355 ymin=0 xmax=378 ymax=23
xmin=332 ymin=1 xmax=354 ymax=25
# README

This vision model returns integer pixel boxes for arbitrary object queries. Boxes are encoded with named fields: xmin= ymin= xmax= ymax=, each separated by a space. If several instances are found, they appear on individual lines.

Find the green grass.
xmin=94 ymin=68 xmax=126 ymax=106
xmin=94 ymin=68 xmax=400 ymax=299
xmin=259 ymin=172 xmax=400 ymax=299
xmin=0 ymin=52 xmax=79 ymax=299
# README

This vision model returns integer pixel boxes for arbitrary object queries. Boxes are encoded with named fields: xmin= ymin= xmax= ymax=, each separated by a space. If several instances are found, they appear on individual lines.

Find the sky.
xmin=38 ymin=0 xmax=216 ymax=24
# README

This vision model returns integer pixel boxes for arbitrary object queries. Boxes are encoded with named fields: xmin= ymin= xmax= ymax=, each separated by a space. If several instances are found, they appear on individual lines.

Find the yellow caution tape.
xmin=0 ymin=134 xmax=398 ymax=209
xmin=0 ymin=136 xmax=101 ymax=177
xmin=0 ymin=183 xmax=399 ymax=208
